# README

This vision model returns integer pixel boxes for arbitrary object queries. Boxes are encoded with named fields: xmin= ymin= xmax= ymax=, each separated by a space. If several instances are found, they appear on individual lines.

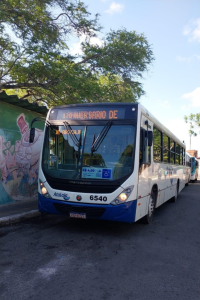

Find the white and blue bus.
xmin=190 ymin=156 xmax=199 ymax=182
xmin=185 ymin=152 xmax=192 ymax=185
xmin=185 ymin=152 xmax=199 ymax=183
xmin=30 ymin=103 xmax=187 ymax=223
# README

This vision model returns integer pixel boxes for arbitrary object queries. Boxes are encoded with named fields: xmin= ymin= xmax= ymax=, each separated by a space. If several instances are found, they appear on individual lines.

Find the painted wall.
xmin=0 ymin=102 xmax=45 ymax=204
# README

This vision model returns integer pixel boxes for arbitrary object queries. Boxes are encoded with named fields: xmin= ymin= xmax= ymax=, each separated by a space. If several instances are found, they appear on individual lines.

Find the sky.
xmin=69 ymin=0 xmax=200 ymax=155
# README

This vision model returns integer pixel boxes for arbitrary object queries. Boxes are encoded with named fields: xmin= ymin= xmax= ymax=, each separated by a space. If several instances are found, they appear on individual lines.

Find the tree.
xmin=0 ymin=0 xmax=154 ymax=106
xmin=184 ymin=113 xmax=200 ymax=149
xmin=184 ymin=113 xmax=200 ymax=129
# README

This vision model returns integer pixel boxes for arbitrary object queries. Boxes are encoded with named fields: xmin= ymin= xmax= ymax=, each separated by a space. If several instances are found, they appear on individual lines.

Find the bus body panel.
xmin=38 ymin=193 xmax=138 ymax=223
xmin=185 ymin=153 xmax=191 ymax=183
xmin=135 ymin=195 xmax=150 ymax=221
xmin=190 ymin=157 xmax=199 ymax=181
xmin=136 ymin=112 xmax=153 ymax=220
xmin=186 ymin=154 xmax=199 ymax=182
xmin=135 ymin=106 xmax=186 ymax=220
xmin=40 ymin=175 xmax=124 ymax=204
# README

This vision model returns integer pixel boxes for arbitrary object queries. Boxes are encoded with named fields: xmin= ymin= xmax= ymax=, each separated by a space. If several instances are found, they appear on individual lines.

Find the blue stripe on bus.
xmin=38 ymin=193 xmax=137 ymax=223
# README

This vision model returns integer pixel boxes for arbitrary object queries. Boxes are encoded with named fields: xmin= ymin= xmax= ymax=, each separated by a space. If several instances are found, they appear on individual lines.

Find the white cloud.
xmin=155 ymin=99 xmax=171 ymax=109
xmin=181 ymin=104 xmax=190 ymax=111
xmin=194 ymin=54 xmax=200 ymax=60
xmin=105 ymin=2 xmax=124 ymax=15
xmin=182 ymin=87 xmax=200 ymax=108
xmin=192 ymin=19 xmax=200 ymax=42
xmin=176 ymin=54 xmax=200 ymax=63
xmin=182 ymin=25 xmax=191 ymax=36
xmin=176 ymin=55 xmax=192 ymax=63
xmin=183 ymin=18 xmax=200 ymax=43
xmin=69 ymin=39 xmax=83 ymax=56
xmin=69 ymin=34 xmax=104 ymax=56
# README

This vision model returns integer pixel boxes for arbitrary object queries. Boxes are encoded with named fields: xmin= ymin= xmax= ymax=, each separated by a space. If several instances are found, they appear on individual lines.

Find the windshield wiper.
xmin=90 ymin=120 xmax=112 ymax=156
xmin=63 ymin=121 xmax=80 ymax=147
xmin=77 ymin=130 xmax=82 ymax=166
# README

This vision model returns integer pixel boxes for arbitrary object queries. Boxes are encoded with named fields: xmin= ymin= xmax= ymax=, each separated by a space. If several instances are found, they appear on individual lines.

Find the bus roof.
xmin=47 ymin=102 xmax=185 ymax=148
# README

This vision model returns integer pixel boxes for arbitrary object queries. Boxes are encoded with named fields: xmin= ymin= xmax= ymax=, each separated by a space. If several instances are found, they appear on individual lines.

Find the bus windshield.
xmin=42 ymin=124 xmax=135 ymax=181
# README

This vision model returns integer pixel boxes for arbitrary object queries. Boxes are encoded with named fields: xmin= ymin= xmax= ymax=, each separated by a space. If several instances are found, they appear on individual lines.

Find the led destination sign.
xmin=50 ymin=107 xmax=126 ymax=120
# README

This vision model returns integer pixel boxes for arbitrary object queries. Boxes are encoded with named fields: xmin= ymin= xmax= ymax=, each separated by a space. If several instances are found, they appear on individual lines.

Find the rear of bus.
xmin=190 ymin=157 xmax=198 ymax=182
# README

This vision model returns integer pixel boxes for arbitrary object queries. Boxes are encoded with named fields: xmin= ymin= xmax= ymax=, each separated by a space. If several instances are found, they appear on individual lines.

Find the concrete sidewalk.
xmin=0 ymin=198 xmax=41 ymax=227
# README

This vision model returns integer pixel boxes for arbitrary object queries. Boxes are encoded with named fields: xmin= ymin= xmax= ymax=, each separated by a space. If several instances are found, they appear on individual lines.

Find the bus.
xmin=185 ymin=152 xmax=192 ymax=185
xmin=30 ymin=103 xmax=187 ymax=224
xmin=185 ymin=152 xmax=199 ymax=183
xmin=190 ymin=156 xmax=199 ymax=182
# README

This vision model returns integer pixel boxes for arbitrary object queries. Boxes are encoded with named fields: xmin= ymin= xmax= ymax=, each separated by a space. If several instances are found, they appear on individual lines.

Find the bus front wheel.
xmin=143 ymin=192 xmax=155 ymax=224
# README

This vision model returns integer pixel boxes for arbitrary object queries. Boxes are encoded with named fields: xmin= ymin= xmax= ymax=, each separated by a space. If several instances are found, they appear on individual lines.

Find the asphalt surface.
xmin=0 ymin=181 xmax=200 ymax=300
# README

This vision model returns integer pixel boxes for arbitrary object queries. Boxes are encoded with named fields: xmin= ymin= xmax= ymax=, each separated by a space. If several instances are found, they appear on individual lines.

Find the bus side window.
xmin=153 ymin=127 xmax=162 ymax=162
xmin=139 ymin=128 xmax=144 ymax=167
xmin=148 ymin=144 xmax=151 ymax=163
xmin=140 ymin=128 xmax=151 ymax=167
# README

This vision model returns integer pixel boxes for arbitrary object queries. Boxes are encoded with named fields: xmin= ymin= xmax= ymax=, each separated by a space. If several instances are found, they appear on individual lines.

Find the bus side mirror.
xmin=148 ymin=131 xmax=153 ymax=146
xmin=29 ymin=128 xmax=35 ymax=143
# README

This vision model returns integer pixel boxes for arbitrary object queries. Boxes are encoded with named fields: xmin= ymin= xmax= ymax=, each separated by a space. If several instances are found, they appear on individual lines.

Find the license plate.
xmin=69 ymin=212 xmax=86 ymax=219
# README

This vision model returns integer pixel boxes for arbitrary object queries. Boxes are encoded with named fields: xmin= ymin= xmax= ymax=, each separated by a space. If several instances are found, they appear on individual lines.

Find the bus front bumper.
xmin=38 ymin=193 xmax=137 ymax=223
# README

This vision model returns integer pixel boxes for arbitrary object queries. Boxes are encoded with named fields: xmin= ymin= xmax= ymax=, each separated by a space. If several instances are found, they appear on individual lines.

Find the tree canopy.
xmin=184 ymin=113 xmax=200 ymax=136
xmin=0 ymin=0 xmax=154 ymax=106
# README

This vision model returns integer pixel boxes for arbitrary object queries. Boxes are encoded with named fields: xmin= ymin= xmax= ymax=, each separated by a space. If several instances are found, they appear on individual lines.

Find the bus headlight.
xmin=39 ymin=180 xmax=51 ymax=198
xmin=111 ymin=186 xmax=134 ymax=205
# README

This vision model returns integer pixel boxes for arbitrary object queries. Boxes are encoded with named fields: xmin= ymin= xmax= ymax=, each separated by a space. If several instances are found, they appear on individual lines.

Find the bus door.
xmin=136 ymin=115 xmax=153 ymax=219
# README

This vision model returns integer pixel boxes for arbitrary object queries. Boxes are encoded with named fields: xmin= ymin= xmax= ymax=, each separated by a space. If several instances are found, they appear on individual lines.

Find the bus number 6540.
xmin=90 ymin=195 xmax=107 ymax=202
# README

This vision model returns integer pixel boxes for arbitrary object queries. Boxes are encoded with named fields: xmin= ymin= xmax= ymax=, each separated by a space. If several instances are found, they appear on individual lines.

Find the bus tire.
xmin=143 ymin=191 xmax=156 ymax=224
xmin=170 ymin=182 xmax=179 ymax=203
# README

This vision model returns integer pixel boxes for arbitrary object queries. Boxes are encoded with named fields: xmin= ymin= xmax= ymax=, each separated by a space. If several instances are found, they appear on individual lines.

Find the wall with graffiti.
xmin=0 ymin=102 xmax=44 ymax=204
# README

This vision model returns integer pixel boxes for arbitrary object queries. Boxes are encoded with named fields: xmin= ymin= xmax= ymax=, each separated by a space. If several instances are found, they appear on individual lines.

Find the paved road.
xmin=1 ymin=181 xmax=200 ymax=300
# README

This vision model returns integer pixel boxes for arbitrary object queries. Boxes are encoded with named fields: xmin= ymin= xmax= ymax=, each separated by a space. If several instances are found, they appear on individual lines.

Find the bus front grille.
xmin=53 ymin=203 xmax=106 ymax=218
xmin=47 ymin=180 xmax=119 ymax=193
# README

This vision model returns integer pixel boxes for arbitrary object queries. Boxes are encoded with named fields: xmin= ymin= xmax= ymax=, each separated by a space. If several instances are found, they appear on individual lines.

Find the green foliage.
xmin=3 ymin=88 xmax=27 ymax=98
xmin=184 ymin=113 xmax=200 ymax=136
xmin=0 ymin=0 xmax=154 ymax=106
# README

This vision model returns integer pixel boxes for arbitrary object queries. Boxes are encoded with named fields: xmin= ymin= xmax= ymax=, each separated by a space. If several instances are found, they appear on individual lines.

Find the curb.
xmin=0 ymin=210 xmax=41 ymax=227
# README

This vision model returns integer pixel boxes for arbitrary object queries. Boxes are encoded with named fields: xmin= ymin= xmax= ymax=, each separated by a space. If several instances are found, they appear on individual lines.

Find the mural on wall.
xmin=0 ymin=112 xmax=43 ymax=202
